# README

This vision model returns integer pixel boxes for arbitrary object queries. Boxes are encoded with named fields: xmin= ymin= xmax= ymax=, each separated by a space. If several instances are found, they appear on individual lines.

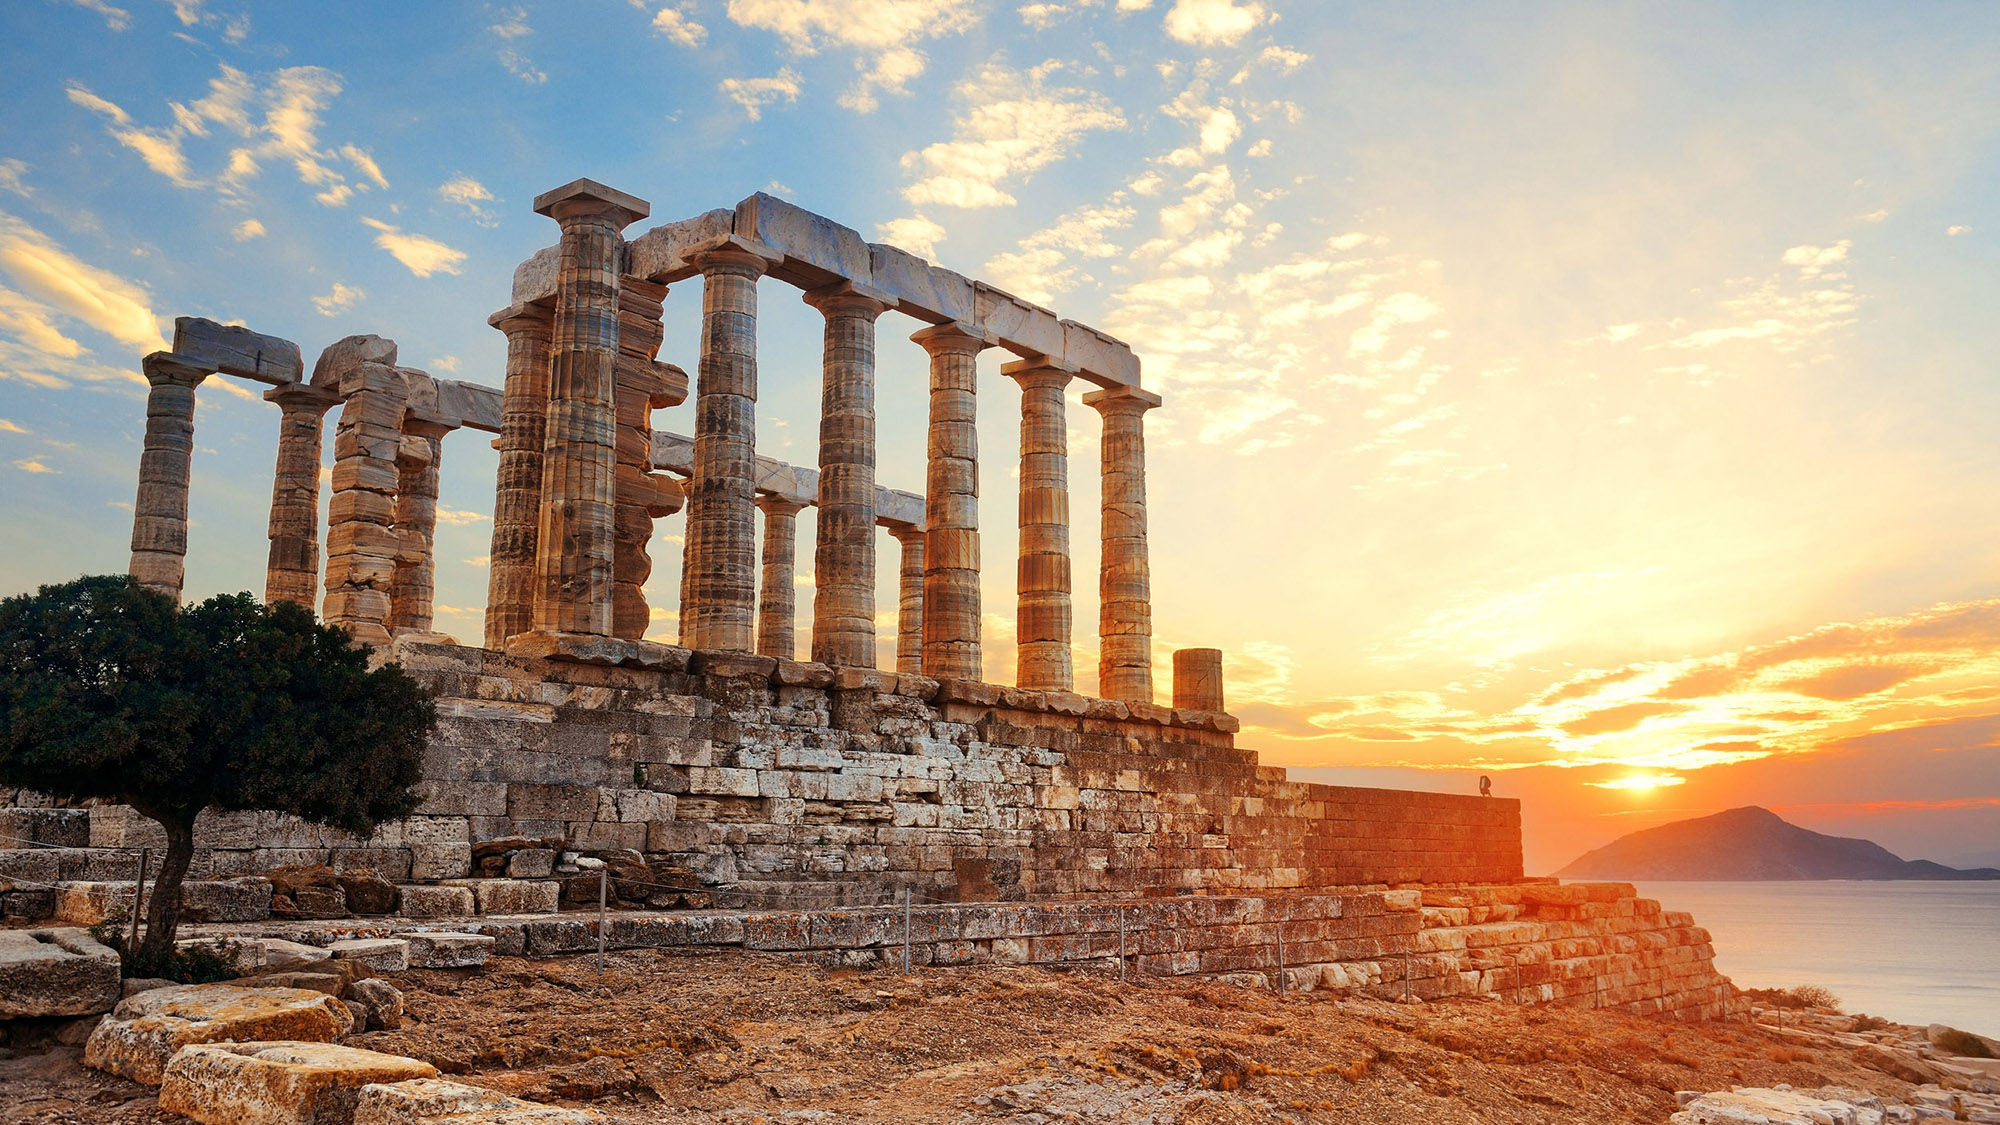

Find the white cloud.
xmin=651 ymin=4 xmax=708 ymax=46
xmin=1781 ymin=240 xmax=1849 ymax=275
xmin=0 ymin=159 xmax=29 ymax=199
xmin=1257 ymin=45 xmax=1309 ymax=71
xmin=1664 ymin=240 xmax=1860 ymax=357
xmin=719 ymin=68 xmax=803 ymax=121
xmin=1163 ymin=0 xmax=1265 ymax=46
xmin=491 ymin=8 xmax=548 ymax=84
xmin=339 ymin=144 xmax=389 ymax=189
xmin=0 ymin=288 xmax=83 ymax=356
xmin=876 ymin=214 xmax=948 ymax=259
xmin=900 ymin=60 xmax=1126 ymax=209
xmin=435 ymin=506 xmax=489 ymax=526
xmin=985 ymin=202 xmax=1135 ymax=303
xmin=727 ymin=0 xmax=980 ymax=112
xmin=312 ymin=282 xmax=363 ymax=317
xmin=1948 ymin=225 xmax=1971 ymax=237
xmin=0 ymin=213 xmax=166 ymax=353
xmin=68 ymin=0 xmax=131 ymax=31
xmin=13 ymin=459 xmax=56 ymax=474
xmin=1856 ymin=208 xmax=1889 ymax=223
xmin=360 ymin=217 xmax=467 ymax=277
xmin=231 ymin=218 xmax=265 ymax=241
xmin=68 ymin=85 xmax=197 ymax=187
xmin=429 ymin=355 xmax=460 ymax=372
xmin=438 ymin=175 xmax=497 ymax=225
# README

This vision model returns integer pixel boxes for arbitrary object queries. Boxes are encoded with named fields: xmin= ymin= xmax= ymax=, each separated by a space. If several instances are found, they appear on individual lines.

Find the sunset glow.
xmin=0 ymin=2 xmax=1995 ymax=875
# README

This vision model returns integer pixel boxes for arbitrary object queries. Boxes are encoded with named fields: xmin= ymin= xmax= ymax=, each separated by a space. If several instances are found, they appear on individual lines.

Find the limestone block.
xmin=400 ymin=932 xmax=494 ymax=969
xmin=868 ymin=243 xmax=975 ymax=323
xmin=432 ymin=379 xmax=502 ymax=433
xmin=687 ymin=767 xmax=760 ymax=797
xmin=311 ymin=336 xmax=398 ymax=390
xmin=172 ymin=317 xmax=304 ymax=385
xmin=0 ymin=927 xmax=122 ymax=1017
xmin=84 ymin=984 xmax=356 ymax=1086
xmin=354 ymin=1076 xmax=612 ymax=1123
xmin=259 ymin=939 xmax=334 ymax=970
xmin=439 ymin=879 xmax=559 ymax=916
xmin=408 ymin=844 xmax=473 ymax=882
xmin=1059 ymin=319 xmax=1138 ymax=386
xmin=328 ymin=938 xmax=409 ymax=973
xmin=505 ymin=849 xmax=556 ymax=878
xmin=159 ymin=1041 xmax=437 ymax=1125
xmin=625 ymin=208 xmax=736 ymax=282
xmin=735 ymin=192 xmax=870 ymax=281
xmin=509 ymin=245 xmax=561 ymax=305
xmin=349 ymin=979 xmax=405 ymax=1030
xmin=178 ymin=937 xmax=268 ymax=972
xmin=0 ymin=807 xmax=89 ymax=847
xmin=91 ymin=804 xmax=171 ymax=848
xmin=975 ymin=282 xmax=1065 ymax=359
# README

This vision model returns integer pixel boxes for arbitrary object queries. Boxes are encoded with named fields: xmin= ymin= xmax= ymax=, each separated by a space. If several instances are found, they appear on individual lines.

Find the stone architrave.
xmin=611 ymin=278 xmax=686 ymax=641
xmin=483 ymin=303 xmax=554 ymax=648
xmin=1084 ymin=385 xmax=1161 ymax=703
xmin=530 ymin=179 xmax=649 ymax=638
xmin=804 ymin=283 xmax=890 ymax=668
xmin=911 ymin=323 xmax=988 ymax=682
xmin=889 ymin=524 xmax=925 ymax=675
xmin=390 ymin=418 xmax=452 ymax=635
xmin=1005 ymin=361 xmax=1075 ymax=692
xmin=754 ymin=494 xmax=808 ymax=660
xmin=679 ymin=246 xmax=768 ymax=653
xmin=128 ymin=352 xmax=212 ymax=600
xmin=261 ymin=383 xmax=339 ymax=610
xmin=322 ymin=363 xmax=414 ymax=647
xmin=1173 ymin=647 xmax=1224 ymax=711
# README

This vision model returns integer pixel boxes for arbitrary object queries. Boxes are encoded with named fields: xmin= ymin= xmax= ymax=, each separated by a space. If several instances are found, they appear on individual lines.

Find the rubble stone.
xmin=158 ymin=1041 xmax=436 ymax=1125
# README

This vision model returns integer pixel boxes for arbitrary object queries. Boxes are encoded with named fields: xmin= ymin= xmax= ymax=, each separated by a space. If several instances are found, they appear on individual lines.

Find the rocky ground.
xmin=0 ymin=948 xmax=1988 ymax=1124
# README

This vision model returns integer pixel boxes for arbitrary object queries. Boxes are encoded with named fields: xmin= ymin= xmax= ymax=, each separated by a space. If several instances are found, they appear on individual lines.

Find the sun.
xmin=1589 ymin=774 xmax=1687 ymax=792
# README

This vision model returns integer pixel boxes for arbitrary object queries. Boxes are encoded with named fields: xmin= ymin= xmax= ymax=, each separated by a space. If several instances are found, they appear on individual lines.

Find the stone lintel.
xmin=1082 ymin=384 xmax=1163 ymax=412
xmin=261 ymin=381 xmax=340 ymax=411
xmin=649 ymin=428 xmax=923 ymax=527
xmin=141 ymin=351 xmax=213 ymax=385
xmin=430 ymin=379 xmax=503 ymax=435
xmin=172 ymin=317 xmax=304 ymax=385
xmin=504 ymin=630 xmax=691 ymax=672
xmin=531 ymin=178 xmax=650 ymax=226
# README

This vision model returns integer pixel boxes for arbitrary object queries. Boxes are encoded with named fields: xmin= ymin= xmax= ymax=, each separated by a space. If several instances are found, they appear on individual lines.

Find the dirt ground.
xmin=0 ymin=948 xmax=1925 ymax=1124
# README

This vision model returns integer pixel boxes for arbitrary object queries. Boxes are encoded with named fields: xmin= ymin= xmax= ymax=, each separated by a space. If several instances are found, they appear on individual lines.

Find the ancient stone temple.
xmin=4 ymin=179 xmax=1733 ymax=1019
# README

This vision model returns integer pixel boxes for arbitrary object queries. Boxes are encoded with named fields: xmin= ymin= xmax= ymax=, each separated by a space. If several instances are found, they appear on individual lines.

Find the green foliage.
xmin=89 ymin=918 xmax=241 ymax=983
xmin=0 ymin=574 xmax=437 ymax=951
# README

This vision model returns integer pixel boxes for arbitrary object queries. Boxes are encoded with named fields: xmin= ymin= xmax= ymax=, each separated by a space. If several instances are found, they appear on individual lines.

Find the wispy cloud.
xmin=312 ymin=281 xmax=363 ymax=317
xmin=67 ymin=0 xmax=131 ymax=32
xmin=13 ymin=458 xmax=57 ymax=474
xmin=719 ymin=68 xmax=803 ymax=121
xmin=231 ymin=218 xmax=265 ymax=241
xmin=0 ymin=419 xmax=28 ymax=434
xmin=360 ymin=218 xmax=466 ymax=277
xmin=727 ymin=0 xmax=980 ymax=112
xmin=899 ymin=60 xmax=1126 ymax=208
xmin=491 ymin=7 xmax=548 ymax=84
xmin=0 ymin=213 xmax=166 ymax=354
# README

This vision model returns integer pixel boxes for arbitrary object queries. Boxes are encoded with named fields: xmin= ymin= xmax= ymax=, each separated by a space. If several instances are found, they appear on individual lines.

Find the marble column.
xmin=1173 ymin=648 xmax=1224 ymax=711
xmin=128 ymin=352 xmax=211 ymax=600
xmin=890 ymin=525 xmax=925 ymax=676
xmin=530 ymin=179 xmax=649 ymax=638
xmin=1085 ymin=385 xmax=1162 ymax=703
xmin=911 ymin=323 xmax=987 ymax=682
xmin=679 ymin=246 xmax=767 ymax=653
xmin=1006 ymin=361 xmax=1075 ymax=692
xmin=262 ymin=382 xmax=338 ymax=610
xmin=390 ymin=419 xmax=451 ymax=635
xmin=611 ymin=278 xmax=684 ymax=642
xmin=754 ymin=494 xmax=807 ymax=660
xmin=804 ymin=284 xmax=889 ymax=668
xmin=483 ymin=302 xmax=553 ymax=648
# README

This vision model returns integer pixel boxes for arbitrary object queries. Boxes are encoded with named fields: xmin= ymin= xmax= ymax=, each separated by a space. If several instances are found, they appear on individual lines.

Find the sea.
xmin=1633 ymin=881 xmax=2000 ymax=1038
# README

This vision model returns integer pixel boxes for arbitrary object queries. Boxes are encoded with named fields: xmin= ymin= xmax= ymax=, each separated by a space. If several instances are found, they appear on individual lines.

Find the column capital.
xmin=754 ymin=492 xmax=810 ymax=518
xmin=532 ymin=178 xmax=650 ymax=228
xmin=487 ymin=301 xmax=555 ymax=337
xmin=1082 ymin=384 xmax=1162 ymax=416
xmin=803 ymin=281 xmax=892 ymax=319
xmin=1002 ymin=358 xmax=1075 ymax=392
xmin=691 ymin=238 xmax=778 ymax=279
xmin=884 ymin=521 xmax=926 ymax=544
xmin=262 ymin=381 xmax=340 ymax=414
xmin=141 ymin=351 xmax=211 ymax=387
xmin=910 ymin=320 xmax=994 ymax=356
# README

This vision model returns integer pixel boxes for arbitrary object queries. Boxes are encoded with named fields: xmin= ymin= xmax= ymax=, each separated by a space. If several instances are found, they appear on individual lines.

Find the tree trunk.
xmin=137 ymin=814 xmax=196 ymax=961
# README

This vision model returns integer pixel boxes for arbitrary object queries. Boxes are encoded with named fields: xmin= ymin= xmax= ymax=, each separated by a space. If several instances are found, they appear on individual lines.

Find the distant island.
xmin=1557 ymin=806 xmax=2000 ymax=880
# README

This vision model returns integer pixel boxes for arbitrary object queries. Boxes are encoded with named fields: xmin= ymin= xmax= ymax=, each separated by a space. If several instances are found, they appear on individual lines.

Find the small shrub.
xmin=1784 ymin=984 xmax=1841 ymax=1010
xmin=1851 ymin=1014 xmax=1892 ymax=1033
xmin=89 ymin=923 xmax=240 ymax=983
xmin=1933 ymin=1029 xmax=1995 ymax=1059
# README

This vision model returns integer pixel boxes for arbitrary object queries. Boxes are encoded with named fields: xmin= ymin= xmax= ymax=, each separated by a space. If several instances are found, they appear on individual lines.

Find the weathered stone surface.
xmin=400 ymin=932 xmax=493 ymax=969
xmin=737 ymin=191 xmax=870 ymax=282
xmin=173 ymin=317 xmax=304 ymax=385
xmin=348 ymin=979 xmax=404 ymax=1030
xmin=395 ymin=886 xmax=476 ymax=919
xmin=311 ymin=336 xmax=397 ymax=390
xmin=329 ymin=938 xmax=409 ymax=973
xmin=259 ymin=938 xmax=334 ymax=970
xmin=0 ymin=927 xmax=122 ymax=1017
xmin=159 ymin=1041 xmax=437 ymax=1125
xmin=354 ymin=1077 xmax=611 ymax=1123
xmin=85 ymin=984 xmax=355 ymax=1086
xmin=441 ymin=879 xmax=560 ymax=916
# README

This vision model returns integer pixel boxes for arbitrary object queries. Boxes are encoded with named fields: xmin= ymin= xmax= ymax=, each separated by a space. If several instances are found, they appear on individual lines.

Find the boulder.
xmin=401 ymin=932 xmax=493 ymax=969
xmin=0 ymin=926 xmax=122 ymax=1017
xmin=348 ymin=979 xmax=404 ymax=1030
xmin=84 ymin=983 xmax=355 ymax=1085
xmin=329 ymin=938 xmax=409 ymax=973
xmin=159 ymin=1041 xmax=437 ymax=1125
xmin=354 ymin=1077 xmax=612 ymax=1123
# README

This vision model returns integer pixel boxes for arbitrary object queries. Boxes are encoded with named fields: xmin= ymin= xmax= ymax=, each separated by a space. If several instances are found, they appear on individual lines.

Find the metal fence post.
xmin=903 ymin=887 xmax=912 ymax=973
xmin=596 ymin=868 xmax=608 ymax=975
xmin=129 ymin=847 xmax=149 ymax=951
xmin=1276 ymin=927 xmax=1286 ymax=1000
xmin=1117 ymin=906 xmax=1127 ymax=982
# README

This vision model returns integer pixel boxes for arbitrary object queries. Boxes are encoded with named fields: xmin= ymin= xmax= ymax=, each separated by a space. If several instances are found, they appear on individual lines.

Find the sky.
xmin=0 ymin=0 xmax=1997 ymax=875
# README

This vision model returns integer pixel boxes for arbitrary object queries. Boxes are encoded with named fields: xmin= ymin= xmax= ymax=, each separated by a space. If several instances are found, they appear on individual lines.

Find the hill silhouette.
xmin=1557 ymin=806 xmax=2000 ymax=880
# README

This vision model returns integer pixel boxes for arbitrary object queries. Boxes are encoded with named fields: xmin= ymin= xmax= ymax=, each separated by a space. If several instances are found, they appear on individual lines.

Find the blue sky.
xmin=1 ymin=0 xmax=1998 ymax=870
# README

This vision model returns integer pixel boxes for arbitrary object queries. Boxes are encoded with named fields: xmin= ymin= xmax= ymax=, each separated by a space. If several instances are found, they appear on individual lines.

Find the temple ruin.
xmin=1 ymin=180 xmax=1735 ymax=1019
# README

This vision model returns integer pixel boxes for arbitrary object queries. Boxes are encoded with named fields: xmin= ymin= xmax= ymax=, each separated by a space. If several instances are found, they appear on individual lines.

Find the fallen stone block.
xmin=354 ymin=1077 xmax=612 ymax=1123
xmin=0 ymin=926 xmax=122 ymax=1017
xmin=329 ymin=938 xmax=409 ymax=973
xmin=401 ymin=932 xmax=493 ymax=969
xmin=159 ymin=1041 xmax=437 ymax=1125
xmin=260 ymin=938 xmax=335 ymax=970
xmin=84 ymin=983 xmax=355 ymax=1085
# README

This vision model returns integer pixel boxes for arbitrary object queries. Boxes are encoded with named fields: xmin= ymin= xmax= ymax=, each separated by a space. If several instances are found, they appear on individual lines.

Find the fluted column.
xmin=890 ymin=525 xmax=925 ymax=675
xmin=530 ymin=179 xmax=649 ymax=638
xmin=754 ymin=495 xmax=807 ymax=660
xmin=262 ymin=383 xmax=338 ymax=609
xmin=680 ymin=246 xmax=767 ymax=652
xmin=611 ymin=279 xmax=685 ymax=641
xmin=1006 ymin=361 xmax=1075 ymax=692
xmin=1085 ymin=385 xmax=1161 ymax=703
xmin=128 ymin=352 xmax=212 ymax=600
xmin=805 ymin=284 xmax=890 ymax=668
xmin=483 ymin=302 xmax=553 ymax=648
xmin=390 ymin=419 xmax=451 ymax=634
xmin=912 ymin=323 xmax=988 ymax=681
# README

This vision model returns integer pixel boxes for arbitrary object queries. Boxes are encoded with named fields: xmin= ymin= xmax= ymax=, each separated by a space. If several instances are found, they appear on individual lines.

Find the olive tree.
xmin=0 ymin=575 xmax=434 ymax=957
